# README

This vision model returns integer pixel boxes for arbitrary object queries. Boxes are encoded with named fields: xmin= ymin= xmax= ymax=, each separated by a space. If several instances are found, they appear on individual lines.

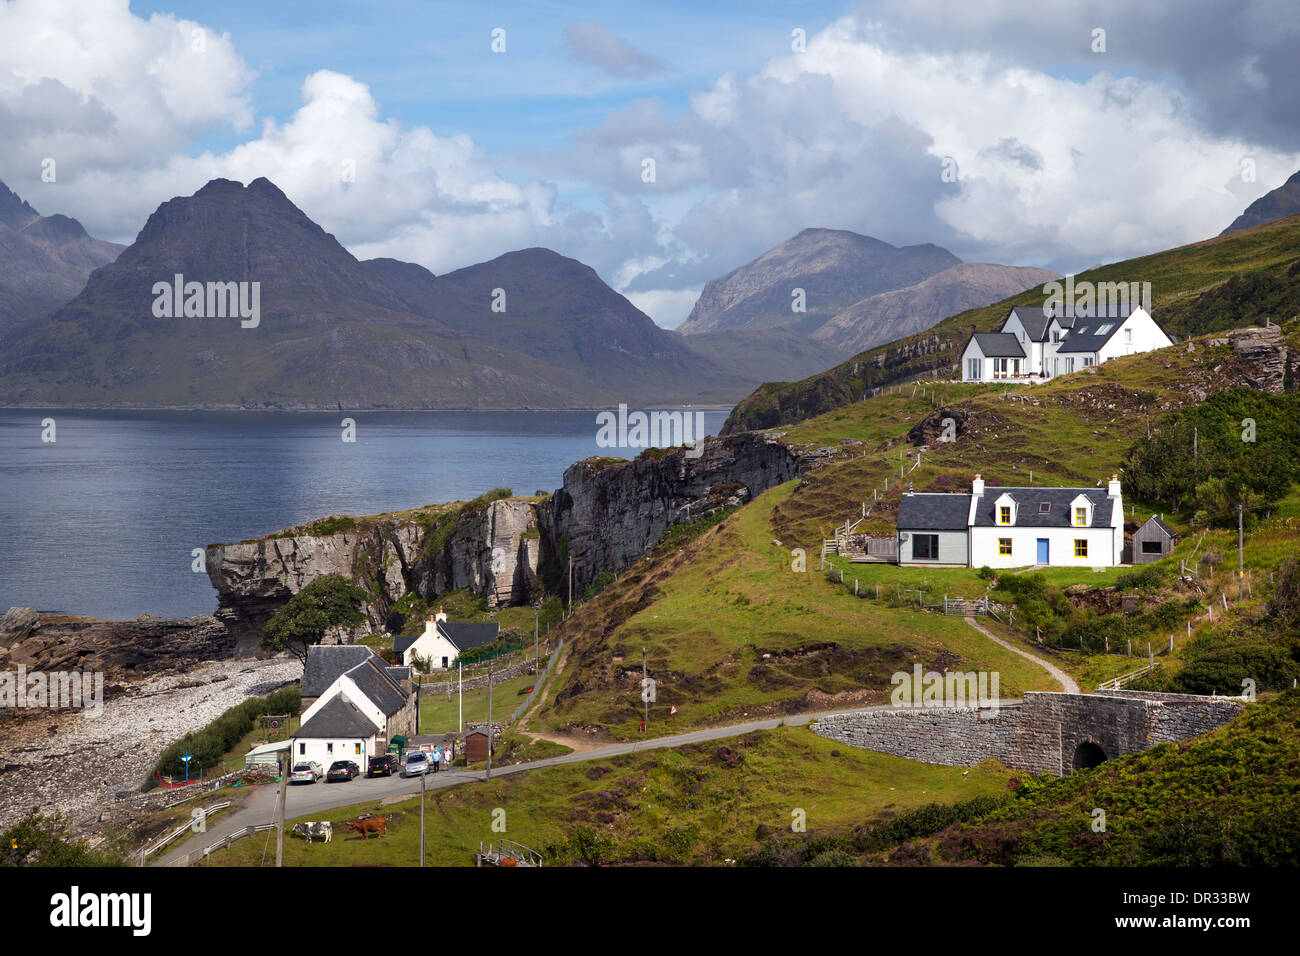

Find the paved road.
xmin=964 ymin=614 xmax=1080 ymax=694
xmin=156 ymin=701 xmax=981 ymax=866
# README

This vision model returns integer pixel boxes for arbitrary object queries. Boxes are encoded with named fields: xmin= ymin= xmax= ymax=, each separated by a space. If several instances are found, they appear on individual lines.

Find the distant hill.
xmin=810 ymin=262 xmax=1059 ymax=354
xmin=0 ymin=179 xmax=123 ymax=329
xmin=723 ymin=212 xmax=1300 ymax=434
xmin=0 ymin=178 xmax=753 ymax=409
xmin=1222 ymin=170 xmax=1300 ymax=234
xmin=677 ymin=228 xmax=961 ymax=336
xmin=676 ymin=327 xmax=852 ymax=384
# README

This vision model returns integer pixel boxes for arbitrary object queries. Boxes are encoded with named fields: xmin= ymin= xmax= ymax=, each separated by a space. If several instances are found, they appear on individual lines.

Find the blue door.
xmin=1036 ymin=538 xmax=1049 ymax=564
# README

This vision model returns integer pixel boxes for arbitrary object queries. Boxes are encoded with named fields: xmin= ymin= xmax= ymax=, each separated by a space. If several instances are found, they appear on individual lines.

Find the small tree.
xmin=262 ymin=573 xmax=367 ymax=665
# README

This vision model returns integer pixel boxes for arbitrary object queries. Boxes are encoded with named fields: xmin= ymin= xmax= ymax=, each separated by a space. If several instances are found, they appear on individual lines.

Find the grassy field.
xmin=417 ymin=672 xmax=538 ymax=732
xmin=528 ymin=480 xmax=1061 ymax=740
xmin=201 ymin=725 xmax=1015 ymax=867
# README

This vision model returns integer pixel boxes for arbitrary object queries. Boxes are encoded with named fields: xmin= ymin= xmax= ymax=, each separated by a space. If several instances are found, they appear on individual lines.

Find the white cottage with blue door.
xmin=898 ymin=474 xmax=1125 ymax=568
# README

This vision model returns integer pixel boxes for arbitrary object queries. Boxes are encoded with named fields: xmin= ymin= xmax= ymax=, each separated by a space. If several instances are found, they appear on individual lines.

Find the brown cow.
xmin=347 ymin=817 xmax=388 ymax=840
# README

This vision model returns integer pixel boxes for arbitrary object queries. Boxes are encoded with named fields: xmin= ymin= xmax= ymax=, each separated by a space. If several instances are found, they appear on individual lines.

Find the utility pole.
xmin=275 ymin=754 xmax=287 ymax=867
xmin=486 ymin=660 xmax=493 ymax=782
xmin=1238 ymin=502 xmax=1244 ymax=600
xmin=458 ymin=661 xmax=463 ymax=733
xmin=535 ymin=609 xmax=540 ymax=675
xmin=568 ymin=553 xmax=573 ymax=608
xmin=420 ymin=762 xmax=426 ymax=867
xmin=642 ymin=646 xmax=648 ymax=730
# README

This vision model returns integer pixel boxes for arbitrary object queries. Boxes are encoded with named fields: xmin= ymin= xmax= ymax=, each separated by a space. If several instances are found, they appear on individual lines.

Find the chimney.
xmin=972 ymin=473 xmax=984 ymax=496
xmin=435 ymin=605 xmax=448 ymax=624
xmin=1108 ymin=474 xmax=1121 ymax=497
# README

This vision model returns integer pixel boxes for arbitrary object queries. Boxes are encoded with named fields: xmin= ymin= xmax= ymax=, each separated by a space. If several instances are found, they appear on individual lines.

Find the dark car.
xmin=326 ymin=760 xmax=361 ymax=782
xmin=367 ymin=754 xmax=398 ymax=777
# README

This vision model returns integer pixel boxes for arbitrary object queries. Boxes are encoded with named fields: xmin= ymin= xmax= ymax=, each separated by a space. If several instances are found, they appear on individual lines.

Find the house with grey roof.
xmin=961 ymin=303 xmax=1172 ymax=383
xmin=898 ymin=473 xmax=1126 ymax=568
xmin=394 ymin=607 xmax=499 ymax=670
xmin=293 ymin=644 xmax=416 ymax=772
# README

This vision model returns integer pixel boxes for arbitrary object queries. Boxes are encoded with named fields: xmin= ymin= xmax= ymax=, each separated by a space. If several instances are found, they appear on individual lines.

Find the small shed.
xmin=464 ymin=729 xmax=494 ymax=762
xmin=1132 ymin=515 xmax=1177 ymax=565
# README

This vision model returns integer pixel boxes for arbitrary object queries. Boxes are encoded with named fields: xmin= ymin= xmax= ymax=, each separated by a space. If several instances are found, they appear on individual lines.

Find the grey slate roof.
xmin=441 ymin=621 xmax=499 ymax=652
xmin=971 ymin=332 xmax=1025 ymax=358
xmin=302 ymin=645 xmax=376 ymax=699
xmin=897 ymin=493 xmax=972 ymax=531
xmin=392 ymin=620 xmax=500 ymax=657
xmin=1054 ymin=311 xmax=1136 ymax=353
xmin=972 ymin=488 xmax=1114 ymax=528
xmin=385 ymin=665 xmax=411 ymax=684
xmin=344 ymin=658 xmax=408 ymax=717
xmin=1007 ymin=306 xmax=1053 ymax=342
xmin=295 ymin=694 xmax=381 ymax=740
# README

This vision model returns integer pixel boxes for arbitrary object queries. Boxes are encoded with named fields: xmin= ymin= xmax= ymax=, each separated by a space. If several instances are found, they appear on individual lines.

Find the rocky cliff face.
xmin=205 ymin=434 xmax=806 ymax=653
xmin=206 ymin=499 xmax=541 ymax=654
xmin=542 ymin=432 xmax=803 ymax=594
xmin=0 ymin=606 xmax=233 ymax=675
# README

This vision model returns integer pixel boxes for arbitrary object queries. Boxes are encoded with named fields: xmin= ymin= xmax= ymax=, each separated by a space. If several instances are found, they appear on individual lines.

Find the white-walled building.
xmin=393 ymin=608 xmax=499 ymax=670
xmin=961 ymin=305 xmax=1173 ymax=383
xmin=897 ymin=474 xmax=1125 ymax=568
xmin=293 ymin=644 xmax=415 ymax=771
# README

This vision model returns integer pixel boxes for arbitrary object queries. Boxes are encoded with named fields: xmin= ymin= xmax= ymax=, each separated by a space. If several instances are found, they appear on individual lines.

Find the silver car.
xmin=401 ymin=752 xmax=429 ymax=777
xmin=290 ymin=760 xmax=324 ymax=784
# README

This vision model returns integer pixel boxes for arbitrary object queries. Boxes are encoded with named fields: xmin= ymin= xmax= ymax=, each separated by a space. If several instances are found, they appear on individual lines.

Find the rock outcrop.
xmin=541 ymin=432 xmax=802 ymax=594
xmin=1228 ymin=325 xmax=1293 ymax=392
xmin=206 ymin=499 xmax=541 ymax=654
xmin=0 ymin=607 xmax=233 ymax=676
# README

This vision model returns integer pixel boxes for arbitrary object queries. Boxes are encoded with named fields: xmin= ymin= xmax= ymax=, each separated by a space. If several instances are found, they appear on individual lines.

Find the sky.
xmin=1 ymin=0 xmax=1297 ymax=328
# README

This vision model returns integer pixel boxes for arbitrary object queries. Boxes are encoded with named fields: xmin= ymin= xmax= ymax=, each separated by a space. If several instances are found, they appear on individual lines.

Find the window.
xmin=999 ymin=538 xmax=1012 ymax=556
xmin=1074 ymin=506 xmax=1087 ymax=526
xmin=1141 ymin=540 xmax=1163 ymax=554
xmin=441 ymin=656 xmax=448 ymax=668
xmin=967 ymin=358 xmax=983 ymax=379
xmin=1124 ymin=328 xmax=1133 ymax=344
xmin=1096 ymin=324 xmax=1113 ymax=335
xmin=1063 ymin=357 xmax=1075 ymax=373
xmin=913 ymin=534 xmax=939 ymax=560
xmin=1074 ymin=539 xmax=1088 ymax=558
xmin=999 ymin=505 xmax=1011 ymax=524
xmin=327 ymin=742 xmax=334 ymax=755
xmin=1083 ymin=356 xmax=1095 ymax=367
xmin=299 ymin=743 xmax=306 ymax=756
xmin=355 ymin=743 xmax=362 ymax=755
xmin=1051 ymin=330 xmax=1061 ymax=343
xmin=1039 ymin=502 xmax=1051 ymax=514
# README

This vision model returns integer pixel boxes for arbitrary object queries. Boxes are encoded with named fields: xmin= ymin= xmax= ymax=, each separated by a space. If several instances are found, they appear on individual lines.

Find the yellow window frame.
xmin=1074 ymin=539 xmax=1088 ymax=558
xmin=998 ymin=538 xmax=1012 ymax=556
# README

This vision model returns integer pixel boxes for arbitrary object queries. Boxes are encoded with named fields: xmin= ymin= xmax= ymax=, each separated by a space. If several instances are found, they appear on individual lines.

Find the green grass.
xmin=200 ymin=725 xmax=1014 ymax=867
xmin=531 ymin=480 xmax=1061 ymax=740
xmin=418 ymin=672 xmax=538 ymax=732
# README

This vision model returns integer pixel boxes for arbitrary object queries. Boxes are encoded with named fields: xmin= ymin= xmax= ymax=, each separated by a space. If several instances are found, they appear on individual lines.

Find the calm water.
xmin=0 ymin=408 xmax=729 ymax=620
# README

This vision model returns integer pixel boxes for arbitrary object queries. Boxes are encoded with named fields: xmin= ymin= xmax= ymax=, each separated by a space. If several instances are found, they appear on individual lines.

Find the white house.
xmin=293 ymin=645 xmax=416 ymax=771
xmin=393 ymin=608 xmax=499 ymax=670
xmin=961 ymin=305 xmax=1173 ymax=383
xmin=898 ymin=474 xmax=1125 ymax=568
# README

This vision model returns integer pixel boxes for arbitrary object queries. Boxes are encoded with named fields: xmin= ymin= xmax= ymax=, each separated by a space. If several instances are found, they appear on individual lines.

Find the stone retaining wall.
xmin=811 ymin=691 xmax=1244 ymax=776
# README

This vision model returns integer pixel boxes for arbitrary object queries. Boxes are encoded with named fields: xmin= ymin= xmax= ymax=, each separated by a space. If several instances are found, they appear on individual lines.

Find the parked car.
xmin=367 ymin=754 xmax=398 ymax=778
xmin=401 ymin=752 xmax=429 ymax=777
xmin=290 ymin=761 xmax=324 ymax=784
xmin=326 ymin=760 xmax=361 ymax=782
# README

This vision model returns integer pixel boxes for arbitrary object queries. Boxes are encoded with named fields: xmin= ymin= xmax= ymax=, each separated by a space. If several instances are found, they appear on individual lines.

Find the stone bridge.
xmin=812 ymin=690 xmax=1244 ymax=776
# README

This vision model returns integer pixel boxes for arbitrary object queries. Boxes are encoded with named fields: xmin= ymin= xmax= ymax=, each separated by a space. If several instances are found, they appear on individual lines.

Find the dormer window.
xmin=1074 ymin=507 xmax=1087 ymax=525
xmin=1070 ymin=494 xmax=1093 ymax=528
xmin=994 ymin=493 xmax=1018 ymax=526
xmin=1039 ymin=502 xmax=1051 ymax=513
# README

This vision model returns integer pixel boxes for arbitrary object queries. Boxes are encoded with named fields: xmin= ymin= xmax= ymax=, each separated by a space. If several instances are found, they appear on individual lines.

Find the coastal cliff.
xmin=204 ymin=433 xmax=804 ymax=653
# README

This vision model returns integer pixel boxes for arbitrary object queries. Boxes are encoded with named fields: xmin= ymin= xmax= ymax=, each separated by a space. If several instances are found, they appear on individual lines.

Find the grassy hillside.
xmin=522 ymin=322 xmax=1299 ymax=735
xmin=723 ymin=212 xmax=1300 ymax=434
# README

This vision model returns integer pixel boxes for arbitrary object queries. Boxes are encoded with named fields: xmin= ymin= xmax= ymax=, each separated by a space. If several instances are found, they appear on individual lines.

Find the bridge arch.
xmin=1070 ymin=740 xmax=1108 ymax=772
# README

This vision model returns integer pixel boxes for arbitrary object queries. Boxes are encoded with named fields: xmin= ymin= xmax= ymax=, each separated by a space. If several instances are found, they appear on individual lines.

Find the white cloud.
xmin=563 ymin=21 xmax=667 ymax=78
xmin=622 ymin=288 xmax=701 ymax=329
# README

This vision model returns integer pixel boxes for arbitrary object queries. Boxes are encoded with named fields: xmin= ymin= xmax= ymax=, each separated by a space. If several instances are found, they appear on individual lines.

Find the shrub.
xmin=152 ymin=685 xmax=300 ymax=781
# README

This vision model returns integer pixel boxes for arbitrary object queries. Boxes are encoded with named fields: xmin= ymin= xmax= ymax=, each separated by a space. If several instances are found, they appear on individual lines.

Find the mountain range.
xmin=0 ymin=180 xmax=123 ymax=332
xmin=1222 ymin=170 xmax=1300 ymax=235
xmin=674 ymin=227 xmax=1057 ymax=355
